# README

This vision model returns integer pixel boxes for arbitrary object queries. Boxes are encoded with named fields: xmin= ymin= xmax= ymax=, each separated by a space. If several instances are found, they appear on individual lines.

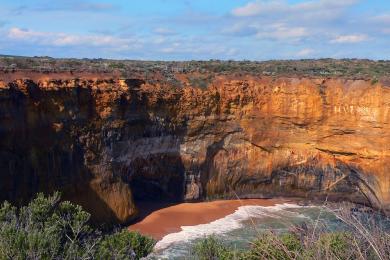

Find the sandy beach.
xmin=128 ymin=198 xmax=291 ymax=240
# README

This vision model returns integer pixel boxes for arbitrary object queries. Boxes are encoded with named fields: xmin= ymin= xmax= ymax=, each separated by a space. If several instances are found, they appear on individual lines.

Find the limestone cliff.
xmin=0 ymin=75 xmax=389 ymax=223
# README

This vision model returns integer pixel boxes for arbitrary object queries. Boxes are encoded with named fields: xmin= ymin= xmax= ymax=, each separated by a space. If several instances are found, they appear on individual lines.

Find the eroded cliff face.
xmin=0 ymin=76 xmax=389 ymax=223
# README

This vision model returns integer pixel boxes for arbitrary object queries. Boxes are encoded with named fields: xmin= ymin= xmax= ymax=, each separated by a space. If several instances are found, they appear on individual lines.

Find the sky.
xmin=0 ymin=0 xmax=389 ymax=60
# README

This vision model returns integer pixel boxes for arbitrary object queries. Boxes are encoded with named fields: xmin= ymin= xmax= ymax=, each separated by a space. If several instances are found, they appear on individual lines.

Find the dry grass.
xmin=190 ymin=201 xmax=390 ymax=260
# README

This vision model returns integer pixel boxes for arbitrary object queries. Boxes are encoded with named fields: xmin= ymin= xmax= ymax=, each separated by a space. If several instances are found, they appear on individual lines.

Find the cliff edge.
xmin=0 ymin=75 xmax=389 ymax=223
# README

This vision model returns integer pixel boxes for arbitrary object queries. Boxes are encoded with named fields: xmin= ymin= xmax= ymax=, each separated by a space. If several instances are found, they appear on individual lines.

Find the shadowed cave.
xmin=128 ymin=155 xmax=186 ymax=203
xmin=126 ymin=154 xmax=186 ymax=223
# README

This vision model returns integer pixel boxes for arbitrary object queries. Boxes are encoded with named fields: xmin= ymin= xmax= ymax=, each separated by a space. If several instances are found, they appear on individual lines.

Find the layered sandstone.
xmin=0 ymin=75 xmax=389 ymax=223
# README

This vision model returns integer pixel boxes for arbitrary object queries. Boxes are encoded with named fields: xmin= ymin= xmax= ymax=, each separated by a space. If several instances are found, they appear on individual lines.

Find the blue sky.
xmin=0 ymin=0 xmax=389 ymax=60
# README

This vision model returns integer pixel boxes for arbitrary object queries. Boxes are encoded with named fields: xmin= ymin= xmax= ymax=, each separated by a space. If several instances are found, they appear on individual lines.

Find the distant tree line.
xmin=0 ymin=56 xmax=389 ymax=82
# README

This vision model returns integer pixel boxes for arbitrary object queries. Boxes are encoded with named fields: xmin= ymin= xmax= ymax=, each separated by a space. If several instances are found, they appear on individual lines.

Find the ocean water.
xmin=148 ymin=203 xmax=346 ymax=259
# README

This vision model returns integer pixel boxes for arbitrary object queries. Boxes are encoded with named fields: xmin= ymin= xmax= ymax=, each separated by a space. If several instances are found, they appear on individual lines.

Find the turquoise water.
xmin=148 ymin=203 xmax=345 ymax=259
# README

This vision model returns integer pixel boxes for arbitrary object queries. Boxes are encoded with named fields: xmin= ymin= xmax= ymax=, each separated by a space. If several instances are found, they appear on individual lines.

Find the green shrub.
xmin=192 ymin=236 xmax=236 ymax=260
xmin=315 ymin=232 xmax=354 ymax=260
xmin=371 ymin=77 xmax=379 ymax=85
xmin=246 ymin=232 xmax=302 ymax=260
xmin=189 ymin=204 xmax=390 ymax=260
xmin=97 ymin=229 xmax=155 ymax=259
xmin=191 ymin=231 xmax=365 ymax=260
xmin=0 ymin=192 xmax=155 ymax=260
xmin=191 ymin=233 xmax=303 ymax=260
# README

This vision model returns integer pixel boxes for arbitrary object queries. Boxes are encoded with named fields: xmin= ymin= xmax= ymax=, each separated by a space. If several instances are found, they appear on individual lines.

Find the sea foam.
xmin=154 ymin=203 xmax=310 ymax=251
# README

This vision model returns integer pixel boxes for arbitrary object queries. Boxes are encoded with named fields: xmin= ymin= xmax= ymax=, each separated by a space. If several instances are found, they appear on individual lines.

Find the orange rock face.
xmin=0 ymin=75 xmax=389 ymax=223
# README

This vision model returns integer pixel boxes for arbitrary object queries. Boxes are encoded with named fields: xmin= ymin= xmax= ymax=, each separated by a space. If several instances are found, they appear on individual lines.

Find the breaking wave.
xmin=154 ymin=203 xmax=311 ymax=252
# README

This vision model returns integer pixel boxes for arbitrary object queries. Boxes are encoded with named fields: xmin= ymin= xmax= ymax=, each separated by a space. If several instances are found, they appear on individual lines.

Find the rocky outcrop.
xmin=0 ymin=75 xmax=389 ymax=223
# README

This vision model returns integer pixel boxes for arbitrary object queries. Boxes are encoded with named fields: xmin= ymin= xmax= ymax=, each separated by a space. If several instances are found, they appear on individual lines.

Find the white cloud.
xmin=232 ymin=0 xmax=286 ymax=17
xmin=295 ymin=0 xmax=358 ymax=12
xmin=367 ymin=13 xmax=390 ymax=35
xmin=14 ymin=1 xmax=116 ymax=13
xmin=256 ymin=24 xmax=309 ymax=40
xmin=53 ymin=35 xmax=134 ymax=48
xmin=160 ymin=47 xmax=176 ymax=54
xmin=153 ymin=37 xmax=167 ymax=44
xmin=8 ymin=27 xmax=48 ymax=39
xmin=225 ymin=48 xmax=238 ymax=56
xmin=232 ymin=0 xmax=358 ymax=19
xmin=330 ymin=34 xmax=368 ymax=43
xmin=222 ymin=24 xmax=258 ymax=37
xmin=228 ymin=0 xmax=363 ymax=46
xmin=371 ymin=14 xmax=390 ymax=24
xmin=7 ymin=27 xmax=141 ymax=50
xmin=296 ymin=48 xmax=315 ymax=57
xmin=5 ymin=27 xmax=240 ymax=60
xmin=70 ymin=2 xmax=115 ymax=12
xmin=3 ymin=0 xmax=387 ymax=61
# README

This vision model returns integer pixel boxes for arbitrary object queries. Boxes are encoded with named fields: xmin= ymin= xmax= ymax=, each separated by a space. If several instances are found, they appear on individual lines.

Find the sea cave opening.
xmin=128 ymin=157 xmax=186 ymax=221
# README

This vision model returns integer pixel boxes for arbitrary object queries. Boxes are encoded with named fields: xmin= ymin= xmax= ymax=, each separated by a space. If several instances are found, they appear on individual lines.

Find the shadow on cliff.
xmin=0 ymin=80 xmax=120 ymax=224
xmin=117 ymin=79 xmax=188 ymax=224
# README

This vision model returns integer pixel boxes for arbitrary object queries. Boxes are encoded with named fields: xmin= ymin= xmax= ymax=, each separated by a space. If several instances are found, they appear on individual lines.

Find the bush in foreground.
xmin=191 ymin=205 xmax=390 ymax=260
xmin=192 ymin=236 xmax=236 ymax=260
xmin=97 ymin=229 xmax=155 ymax=259
xmin=0 ymin=192 xmax=155 ymax=260
xmin=192 ymin=231 xmax=371 ymax=260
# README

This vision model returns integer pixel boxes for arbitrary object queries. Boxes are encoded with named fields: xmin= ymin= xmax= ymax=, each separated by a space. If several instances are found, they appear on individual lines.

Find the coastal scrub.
xmin=0 ymin=192 xmax=155 ymax=260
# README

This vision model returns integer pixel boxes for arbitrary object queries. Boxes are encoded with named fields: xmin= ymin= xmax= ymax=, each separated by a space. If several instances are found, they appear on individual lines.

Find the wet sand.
xmin=128 ymin=198 xmax=291 ymax=240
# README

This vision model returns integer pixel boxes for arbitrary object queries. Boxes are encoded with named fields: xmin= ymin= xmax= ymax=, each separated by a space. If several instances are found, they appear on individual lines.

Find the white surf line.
xmin=154 ymin=203 xmax=311 ymax=251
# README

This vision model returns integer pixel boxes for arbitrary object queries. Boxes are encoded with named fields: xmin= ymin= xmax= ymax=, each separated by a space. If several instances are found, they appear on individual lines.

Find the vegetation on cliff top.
xmin=0 ymin=55 xmax=389 ymax=81
xmin=0 ymin=192 xmax=155 ymax=259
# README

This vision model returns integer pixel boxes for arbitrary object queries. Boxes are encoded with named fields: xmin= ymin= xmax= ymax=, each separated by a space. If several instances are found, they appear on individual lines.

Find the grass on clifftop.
xmin=0 ymin=56 xmax=389 ymax=81
xmin=0 ymin=192 xmax=155 ymax=260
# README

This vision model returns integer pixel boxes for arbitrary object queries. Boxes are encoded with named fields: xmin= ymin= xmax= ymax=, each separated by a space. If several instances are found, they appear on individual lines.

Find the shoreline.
xmin=128 ymin=198 xmax=294 ymax=240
